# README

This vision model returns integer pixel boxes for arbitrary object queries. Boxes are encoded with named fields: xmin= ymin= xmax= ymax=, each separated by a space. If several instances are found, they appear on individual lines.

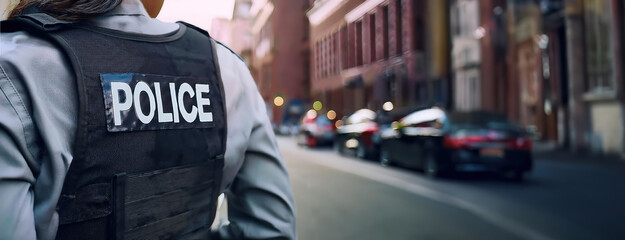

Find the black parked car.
xmin=334 ymin=109 xmax=380 ymax=158
xmin=378 ymin=108 xmax=533 ymax=180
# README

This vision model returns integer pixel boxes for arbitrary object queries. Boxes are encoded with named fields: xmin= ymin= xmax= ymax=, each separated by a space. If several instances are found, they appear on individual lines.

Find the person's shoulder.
xmin=212 ymin=41 xmax=249 ymax=76
xmin=1 ymin=31 xmax=37 ymax=55
xmin=1 ymin=30 xmax=64 ymax=67
xmin=0 ymin=30 xmax=71 ymax=99
xmin=213 ymin=41 xmax=245 ymax=63
xmin=211 ymin=40 xmax=257 ymax=102
xmin=176 ymin=21 xmax=245 ymax=65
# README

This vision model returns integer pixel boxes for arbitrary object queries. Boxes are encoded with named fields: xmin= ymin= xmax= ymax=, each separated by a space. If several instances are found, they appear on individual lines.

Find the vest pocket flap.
xmin=124 ymin=162 xmax=216 ymax=203
xmin=124 ymin=205 xmax=213 ymax=240
xmin=57 ymin=183 xmax=112 ymax=224
xmin=124 ymin=184 xmax=213 ymax=231
xmin=113 ymin=163 xmax=217 ymax=239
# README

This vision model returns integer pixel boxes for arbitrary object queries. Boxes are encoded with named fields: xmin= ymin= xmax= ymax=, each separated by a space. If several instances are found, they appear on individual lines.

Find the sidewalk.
xmin=533 ymin=140 xmax=625 ymax=167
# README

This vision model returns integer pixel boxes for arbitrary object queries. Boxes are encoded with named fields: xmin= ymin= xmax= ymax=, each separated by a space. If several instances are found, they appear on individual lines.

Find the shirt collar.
xmin=103 ymin=0 xmax=150 ymax=16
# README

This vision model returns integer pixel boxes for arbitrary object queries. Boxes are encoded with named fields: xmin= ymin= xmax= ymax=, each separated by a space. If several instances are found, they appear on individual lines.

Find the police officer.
xmin=0 ymin=0 xmax=296 ymax=239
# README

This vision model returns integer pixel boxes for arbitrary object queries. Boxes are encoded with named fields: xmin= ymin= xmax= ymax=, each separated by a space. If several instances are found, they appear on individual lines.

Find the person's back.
xmin=0 ymin=0 xmax=296 ymax=239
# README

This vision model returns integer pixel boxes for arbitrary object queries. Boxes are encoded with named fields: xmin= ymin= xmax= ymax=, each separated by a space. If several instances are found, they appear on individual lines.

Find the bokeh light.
xmin=313 ymin=101 xmax=323 ymax=111
xmin=383 ymin=101 xmax=394 ymax=111
xmin=306 ymin=109 xmax=318 ymax=119
xmin=274 ymin=96 xmax=285 ymax=107
xmin=327 ymin=110 xmax=337 ymax=120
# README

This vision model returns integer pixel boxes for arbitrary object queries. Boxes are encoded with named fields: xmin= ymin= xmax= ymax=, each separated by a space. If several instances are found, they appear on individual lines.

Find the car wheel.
xmin=335 ymin=139 xmax=346 ymax=155
xmin=356 ymin=142 xmax=367 ymax=159
xmin=424 ymin=154 xmax=441 ymax=178
xmin=379 ymin=146 xmax=392 ymax=167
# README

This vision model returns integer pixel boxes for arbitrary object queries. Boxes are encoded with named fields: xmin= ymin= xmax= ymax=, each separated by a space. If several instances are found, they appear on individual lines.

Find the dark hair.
xmin=8 ymin=0 xmax=123 ymax=21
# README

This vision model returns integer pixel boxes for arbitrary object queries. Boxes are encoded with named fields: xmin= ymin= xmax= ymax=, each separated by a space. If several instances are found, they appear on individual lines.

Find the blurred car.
xmin=334 ymin=109 xmax=379 ymax=159
xmin=378 ymin=108 xmax=533 ymax=180
xmin=275 ymin=99 xmax=306 ymax=136
xmin=297 ymin=110 xmax=336 ymax=147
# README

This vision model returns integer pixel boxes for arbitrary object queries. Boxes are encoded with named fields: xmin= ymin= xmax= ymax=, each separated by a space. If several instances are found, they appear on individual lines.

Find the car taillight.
xmin=445 ymin=132 xmax=532 ymax=151
xmin=364 ymin=125 xmax=379 ymax=133
xmin=444 ymin=136 xmax=468 ymax=149
xmin=509 ymin=138 xmax=532 ymax=151
xmin=443 ymin=135 xmax=492 ymax=149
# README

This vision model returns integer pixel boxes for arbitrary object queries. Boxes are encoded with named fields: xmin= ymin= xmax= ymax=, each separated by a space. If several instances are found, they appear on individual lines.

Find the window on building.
xmin=321 ymin=37 xmax=329 ymax=77
xmin=382 ymin=5 xmax=390 ymax=59
xmin=396 ymin=0 xmax=403 ymax=55
xmin=326 ymin=36 xmax=331 ymax=76
xmin=470 ymin=76 xmax=479 ymax=109
xmin=584 ymin=0 xmax=616 ymax=94
xmin=334 ymin=31 xmax=340 ymax=74
xmin=370 ymin=13 xmax=377 ymax=61
xmin=330 ymin=33 xmax=334 ymax=75
xmin=315 ymin=41 xmax=320 ymax=79
xmin=450 ymin=1 xmax=460 ymax=37
xmin=412 ymin=0 xmax=425 ymax=51
xmin=348 ymin=23 xmax=356 ymax=68
xmin=340 ymin=26 xmax=348 ymax=70
xmin=356 ymin=20 xmax=364 ymax=66
xmin=317 ymin=40 xmax=322 ymax=78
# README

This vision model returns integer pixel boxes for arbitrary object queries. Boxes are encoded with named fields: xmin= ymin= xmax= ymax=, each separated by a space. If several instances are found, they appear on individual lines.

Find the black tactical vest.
xmin=2 ymin=14 xmax=227 ymax=240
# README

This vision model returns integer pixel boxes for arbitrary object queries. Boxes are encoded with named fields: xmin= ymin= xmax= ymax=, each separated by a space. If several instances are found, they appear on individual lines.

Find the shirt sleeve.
xmin=212 ymin=44 xmax=297 ymax=240
xmin=0 ymin=63 xmax=38 ymax=240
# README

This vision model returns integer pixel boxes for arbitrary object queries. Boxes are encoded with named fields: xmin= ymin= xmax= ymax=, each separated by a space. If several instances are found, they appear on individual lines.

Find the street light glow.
xmin=313 ymin=101 xmax=323 ymax=111
xmin=274 ymin=96 xmax=285 ymax=107
xmin=474 ymin=26 xmax=486 ymax=39
xmin=327 ymin=110 xmax=337 ymax=120
xmin=335 ymin=119 xmax=343 ymax=128
xmin=383 ymin=101 xmax=394 ymax=111
xmin=306 ymin=109 xmax=318 ymax=119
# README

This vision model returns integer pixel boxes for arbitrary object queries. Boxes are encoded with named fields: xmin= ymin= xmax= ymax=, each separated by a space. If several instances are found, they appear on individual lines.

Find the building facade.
xmin=562 ymin=0 xmax=625 ymax=155
xmin=307 ymin=0 xmax=625 ymax=157
xmin=504 ymin=0 xmax=625 ymax=156
xmin=307 ymin=0 xmax=451 ymax=118
xmin=250 ymin=0 xmax=311 ymax=125
xmin=450 ymin=0 xmax=482 ymax=111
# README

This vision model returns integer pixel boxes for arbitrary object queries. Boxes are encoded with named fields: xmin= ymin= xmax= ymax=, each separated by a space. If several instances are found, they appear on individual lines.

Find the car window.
xmin=345 ymin=109 xmax=376 ymax=125
xmin=400 ymin=109 xmax=446 ymax=128
xmin=447 ymin=112 xmax=522 ymax=132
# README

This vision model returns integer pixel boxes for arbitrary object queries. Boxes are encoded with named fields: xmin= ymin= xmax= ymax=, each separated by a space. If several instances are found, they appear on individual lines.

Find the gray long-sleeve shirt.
xmin=0 ymin=1 xmax=296 ymax=239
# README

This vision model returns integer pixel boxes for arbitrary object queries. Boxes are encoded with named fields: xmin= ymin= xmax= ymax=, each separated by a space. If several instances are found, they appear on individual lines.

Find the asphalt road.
xmin=277 ymin=136 xmax=625 ymax=240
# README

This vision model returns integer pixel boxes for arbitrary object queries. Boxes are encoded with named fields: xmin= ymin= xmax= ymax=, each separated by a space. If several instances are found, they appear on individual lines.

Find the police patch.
xmin=101 ymin=73 xmax=215 ymax=132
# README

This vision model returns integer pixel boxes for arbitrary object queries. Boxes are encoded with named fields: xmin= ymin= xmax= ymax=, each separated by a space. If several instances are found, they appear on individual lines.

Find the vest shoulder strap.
xmin=1 ymin=13 xmax=73 ymax=33
xmin=176 ymin=21 xmax=245 ymax=63
xmin=177 ymin=21 xmax=211 ymax=38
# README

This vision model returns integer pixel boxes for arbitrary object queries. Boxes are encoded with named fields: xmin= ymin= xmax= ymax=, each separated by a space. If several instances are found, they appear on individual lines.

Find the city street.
xmin=277 ymin=136 xmax=625 ymax=240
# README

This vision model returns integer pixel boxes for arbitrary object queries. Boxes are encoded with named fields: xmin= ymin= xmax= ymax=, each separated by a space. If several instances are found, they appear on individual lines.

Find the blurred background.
xmin=3 ymin=0 xmax=625 ymax=239
xmin=211 ymin=0 xmax=625 ymax=157
xmin=209 ymin=1 xmax=625 ymax=239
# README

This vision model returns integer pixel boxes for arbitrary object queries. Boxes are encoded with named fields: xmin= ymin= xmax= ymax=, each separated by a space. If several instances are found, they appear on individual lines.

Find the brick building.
xmin=560 ymin=0 xmax=624 ymax=155
xmin=307 ymin=0 xmax=451 ymax=118
xmin=504 ymin=0 xmax=625 ymax=156
xmin=250 ymin=0 xmax=311 ymax=125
